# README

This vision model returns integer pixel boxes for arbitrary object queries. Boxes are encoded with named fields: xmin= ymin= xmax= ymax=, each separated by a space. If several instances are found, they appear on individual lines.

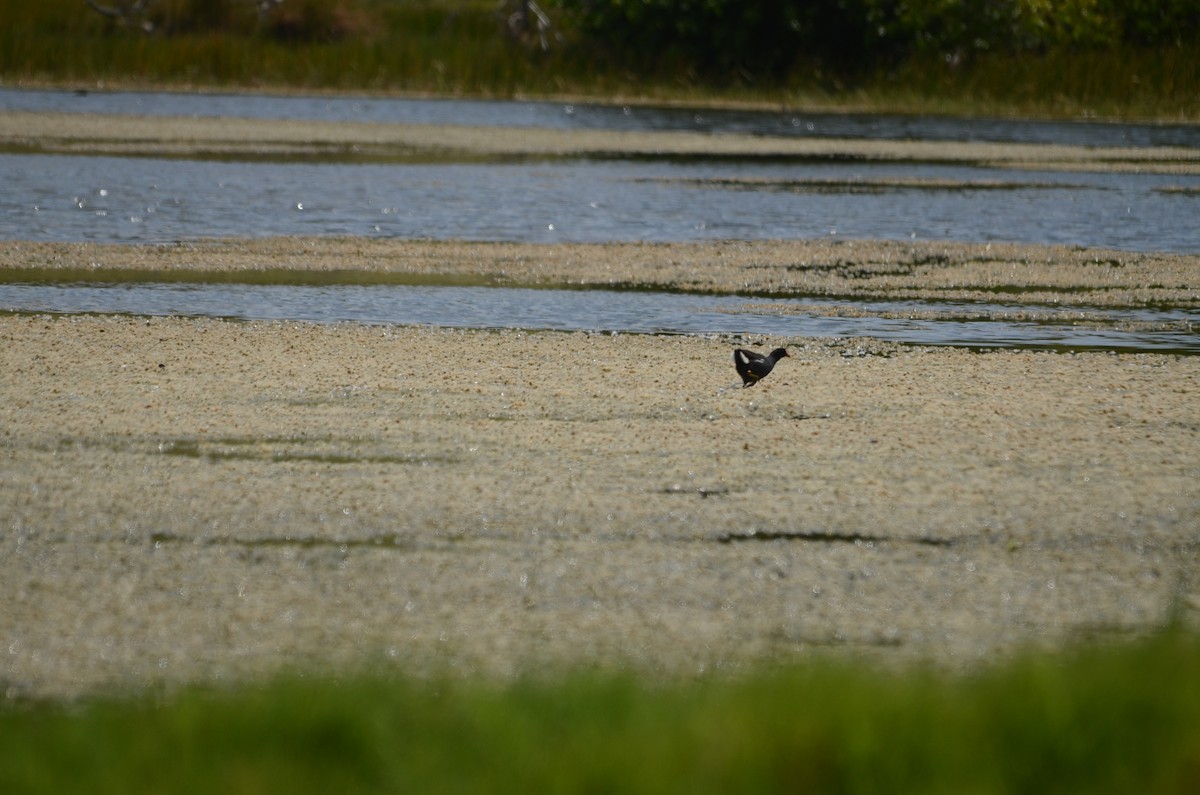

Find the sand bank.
xmin=3 ymin=110 xmax=1199 ymax=174
xmin=2 ymin=293 xmax=1198 ymax=698
xmin=5 ymin=236 xmax=1200 ymax=310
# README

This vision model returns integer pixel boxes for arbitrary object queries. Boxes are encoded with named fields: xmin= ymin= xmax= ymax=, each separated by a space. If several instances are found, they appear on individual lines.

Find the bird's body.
xmin=733 ymin=347 xmax=790 ymax=387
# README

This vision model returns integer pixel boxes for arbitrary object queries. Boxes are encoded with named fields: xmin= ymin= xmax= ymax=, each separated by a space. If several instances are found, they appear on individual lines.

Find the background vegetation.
xmin=0 ymin=0 xmax=1197 ymax=118
xmin=557 ymin=0 xmax=1199 ymax=77
xmin=3 ymin=629 xmax=1199 ymax=793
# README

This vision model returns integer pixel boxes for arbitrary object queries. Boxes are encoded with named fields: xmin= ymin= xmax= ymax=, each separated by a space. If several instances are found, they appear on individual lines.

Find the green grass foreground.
xmin=2 ymin=630 xmax=1198 ymax=794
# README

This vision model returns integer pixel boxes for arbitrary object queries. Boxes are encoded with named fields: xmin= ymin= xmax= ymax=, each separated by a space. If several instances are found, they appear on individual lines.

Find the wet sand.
xmin=6 ymin=235 xmax=1200 ymax=308
xmin=3 ymin=109 xmax=1200 ymax=173
xmin=2 ymin=237 xmax=1199 ymax=700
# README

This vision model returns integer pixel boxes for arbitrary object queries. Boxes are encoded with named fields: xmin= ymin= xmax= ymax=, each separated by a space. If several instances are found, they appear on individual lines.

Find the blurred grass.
xmin=2 ymin=628 xmax=1199 ymax=793
xmin=1 ymin=0 xmax=1198 ymax=120
xmin=875 ymin=46 xmax=1200 ymax=121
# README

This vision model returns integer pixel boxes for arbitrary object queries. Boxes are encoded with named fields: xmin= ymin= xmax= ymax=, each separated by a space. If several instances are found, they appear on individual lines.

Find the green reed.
xmin=1 ymin=0 xmax=1197 ymax=120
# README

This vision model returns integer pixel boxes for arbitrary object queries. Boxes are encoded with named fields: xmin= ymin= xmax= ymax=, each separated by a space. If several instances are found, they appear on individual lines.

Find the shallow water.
xmin=3 ymin=281 xmax=1195 ymax=353
xmin=2 ymin=89 xmax=1197 ymax=350
xmin=2 ymin=88 xmax=1200 ymax=251
xmin=3 ymin=153 xmax=1197 ymax=251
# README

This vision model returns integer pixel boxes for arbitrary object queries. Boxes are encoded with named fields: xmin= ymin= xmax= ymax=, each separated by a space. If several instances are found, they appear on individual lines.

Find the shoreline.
xmin=6 ymin=78 xmax=1200 ymax=125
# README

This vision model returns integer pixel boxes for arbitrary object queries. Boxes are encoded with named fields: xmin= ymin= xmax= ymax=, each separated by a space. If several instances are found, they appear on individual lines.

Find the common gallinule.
xmin=733 ymin=347 xmax=790 ymax=387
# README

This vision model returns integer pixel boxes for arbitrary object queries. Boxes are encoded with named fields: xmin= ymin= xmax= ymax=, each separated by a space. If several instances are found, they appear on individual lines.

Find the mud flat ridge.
xmin=5 ymin=236 xmax=1200 ymax=308
xmin=3 ymin=110 xmax=1200 ymax=173
xmin=2 ymin=234 xmax=1199 ymax=698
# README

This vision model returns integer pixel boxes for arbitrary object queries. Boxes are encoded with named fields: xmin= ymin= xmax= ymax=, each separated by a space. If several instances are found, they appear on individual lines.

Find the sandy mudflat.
xmin=2 ymin=236 xmax=1199 ymax=700
xmin=1 ymin=103 xmax=1199 ymax=697
xmin=6 ymin=236 xmax=1200 ymax=309
xmin=3 ymin=109 xmax=1200 ymax=173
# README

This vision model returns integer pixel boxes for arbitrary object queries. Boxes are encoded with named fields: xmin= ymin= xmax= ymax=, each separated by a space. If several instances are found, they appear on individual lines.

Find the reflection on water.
xmin=2 ymin=281 xmax=1195 ymax=353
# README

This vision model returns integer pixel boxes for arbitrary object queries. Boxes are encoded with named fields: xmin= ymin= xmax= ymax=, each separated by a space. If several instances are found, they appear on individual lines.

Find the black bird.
xmin=733 ymin=347 xmax=790 ymax=387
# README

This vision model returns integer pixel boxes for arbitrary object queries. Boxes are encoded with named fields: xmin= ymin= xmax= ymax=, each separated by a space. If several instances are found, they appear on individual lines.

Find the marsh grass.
xmin=877 ymin=47 xmax=1200 ymax=120
xmin=2 ymin=0 xmax=1198 ymax=119
xmin=2 ymin=629 xmax=1198 ymax=793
